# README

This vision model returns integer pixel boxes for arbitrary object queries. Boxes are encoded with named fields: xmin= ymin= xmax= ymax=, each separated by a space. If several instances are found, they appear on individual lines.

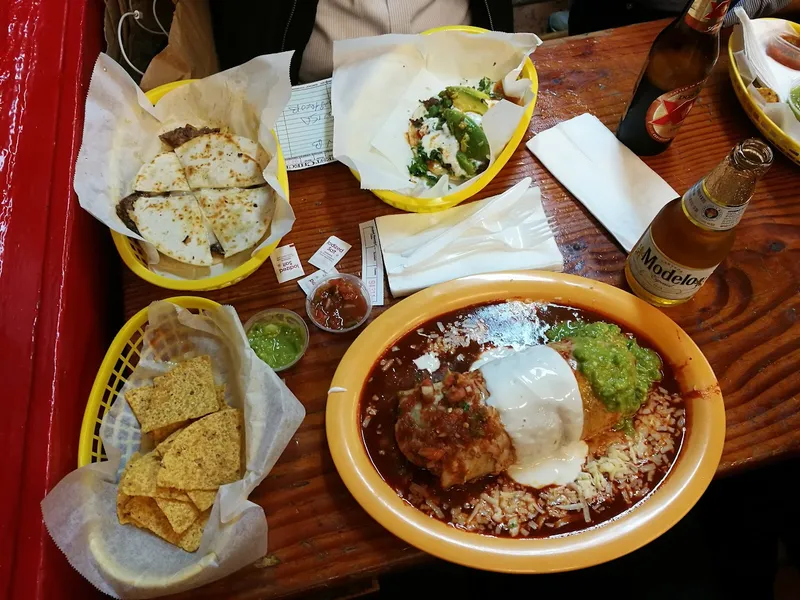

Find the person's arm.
xmin=723 ymin=0 xmax=795 ymax=26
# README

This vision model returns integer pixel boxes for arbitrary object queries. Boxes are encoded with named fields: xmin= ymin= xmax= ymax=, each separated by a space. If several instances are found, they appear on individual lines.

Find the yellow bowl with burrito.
xmin=111 ymin=80 xmax=289 ymax=291
xmin=351 ymin=25 xmax=539 ymax=214
xmin=327 ymin=271 xmax=725 ymax=572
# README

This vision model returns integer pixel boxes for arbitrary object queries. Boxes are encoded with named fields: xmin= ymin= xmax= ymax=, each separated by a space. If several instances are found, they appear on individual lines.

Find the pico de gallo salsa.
xmin=307 ymin=275 xmax=370 ymax=332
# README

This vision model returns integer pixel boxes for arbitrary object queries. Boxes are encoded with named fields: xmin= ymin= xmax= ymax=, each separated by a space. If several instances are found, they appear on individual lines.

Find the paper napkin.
xmin=376 ymin=178 xmax=563 ymax=297
xmin=526 ymin=113 xmax=678 ymax=252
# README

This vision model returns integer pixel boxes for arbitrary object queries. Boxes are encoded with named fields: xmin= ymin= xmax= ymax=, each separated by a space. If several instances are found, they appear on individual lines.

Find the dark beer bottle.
xmin=617 ymin=0 xmax=730 ymax=155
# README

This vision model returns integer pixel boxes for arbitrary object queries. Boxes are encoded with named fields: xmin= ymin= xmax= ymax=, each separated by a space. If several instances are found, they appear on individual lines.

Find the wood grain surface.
xmin=120 ymin=20 xmax=800 ymax=599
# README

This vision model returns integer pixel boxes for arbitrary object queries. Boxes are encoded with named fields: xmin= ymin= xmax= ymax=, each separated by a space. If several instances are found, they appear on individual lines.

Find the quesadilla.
xmin=174 ymin=133 xmax=266 ymax=189
xmin=134 ymin=152 xmax=191 ymax=193
xmin=129 ymin=194 xmax=213 ymax=266
xmin=195 ymin=187 xmax=274 ymax=257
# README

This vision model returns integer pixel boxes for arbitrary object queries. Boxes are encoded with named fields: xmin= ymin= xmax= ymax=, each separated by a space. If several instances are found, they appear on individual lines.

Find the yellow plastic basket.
xmin=351 ymin=25 xmax=539 ymax=213
xmin=111 ymin=80 xmax=290 ymax=291
xmin=728 ymin=21 xmax=800 ymax=166
xmin=77 ymin=296 xmax=221 ymax=468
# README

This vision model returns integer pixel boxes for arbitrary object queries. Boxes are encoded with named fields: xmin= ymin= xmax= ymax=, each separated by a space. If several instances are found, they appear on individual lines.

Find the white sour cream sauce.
xmin=420 ymin=123 xmax=469 ymax=179
xmin=413 ymin=352 xmax=441 ymax=372
xmin=475 ymin=345 xmax=588 ymax=488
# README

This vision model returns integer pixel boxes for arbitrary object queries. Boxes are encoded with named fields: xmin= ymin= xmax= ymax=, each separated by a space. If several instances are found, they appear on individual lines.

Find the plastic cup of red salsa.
xmin=767 ymin=32 xmax=800 ymax=71
xmin=306 ymin=273 xmax=372 ymax=333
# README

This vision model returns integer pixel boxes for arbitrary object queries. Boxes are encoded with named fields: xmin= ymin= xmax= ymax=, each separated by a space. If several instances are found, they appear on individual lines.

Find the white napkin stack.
xmin=376 ymin=178 xmax=563 ymax=297
xmin=733 ymin=10 xmax=800 ymax=143
xmin=526 ymin=113 xmax=678 ymax=252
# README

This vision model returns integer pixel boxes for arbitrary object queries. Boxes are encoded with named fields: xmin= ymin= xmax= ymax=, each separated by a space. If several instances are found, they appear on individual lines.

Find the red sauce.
xmin=309 ymin=277 xmax=368 ymax=331
xmin=359 ymin=300 xmax=685 ymax=538
xmin=766 ymin=33 xmax=800 ymax=71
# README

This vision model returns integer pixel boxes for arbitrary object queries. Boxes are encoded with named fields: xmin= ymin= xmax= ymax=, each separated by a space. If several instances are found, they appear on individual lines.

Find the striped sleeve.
xmin=723 ymin=0 xmax=792 ymax=26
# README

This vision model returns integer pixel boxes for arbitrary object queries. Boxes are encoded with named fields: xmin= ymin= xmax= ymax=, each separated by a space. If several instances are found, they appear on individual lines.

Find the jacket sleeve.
xmin=210 ymin=0 xmax=318 ymax=83
xmin=471 ymin=0 xmax=514 ymax=32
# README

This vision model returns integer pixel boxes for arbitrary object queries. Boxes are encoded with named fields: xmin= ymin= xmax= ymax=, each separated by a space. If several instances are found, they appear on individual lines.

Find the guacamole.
xmin=546 ymin=320 xmax=662 ymax=415
xmin=247 ymin=318 xmax=306 ymax=370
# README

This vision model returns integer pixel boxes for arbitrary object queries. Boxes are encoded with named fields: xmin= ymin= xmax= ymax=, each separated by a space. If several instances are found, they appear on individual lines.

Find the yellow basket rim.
xmin=350 ymin=26 xmax=540 ymax=213
xmin=113 ymin=79 xmax=289 ymax=291
xmin=727 ymin=19 xmax=800 ymax=164
xmin=78 ymin=296 xmax=222 ymax=468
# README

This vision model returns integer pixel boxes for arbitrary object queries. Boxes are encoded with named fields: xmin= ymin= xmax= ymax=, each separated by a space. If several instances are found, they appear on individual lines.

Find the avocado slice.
xmin=455 ymin=152 xmax=477 ymax=176
xmin=445 ymin=86 xmax=490 ymax=115
xmin=443 ymin=108 xmax=490 ymax=163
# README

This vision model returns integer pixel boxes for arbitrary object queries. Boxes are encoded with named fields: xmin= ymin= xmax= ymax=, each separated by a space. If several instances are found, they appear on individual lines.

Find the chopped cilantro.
xmin=477 ymin=77 xmax=493 ymax=95
xmin=408 ymin=144 xmax=440 ymax=186
xmin=429 ymin=148 xmax=444 ymax=164
xmin=409 ymin=144 xmax=429 ymax=176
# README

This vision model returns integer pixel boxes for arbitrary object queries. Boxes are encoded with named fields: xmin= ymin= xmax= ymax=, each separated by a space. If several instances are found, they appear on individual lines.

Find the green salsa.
xmin=247 ymin=318 xmax=306 ymax=370
xmin=546 ymin=320 xmax=662 ymax=415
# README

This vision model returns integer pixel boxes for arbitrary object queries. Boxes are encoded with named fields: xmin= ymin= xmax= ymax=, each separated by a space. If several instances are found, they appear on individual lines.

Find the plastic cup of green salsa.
xmin=244 ymin=309 xmax=309 ymax=372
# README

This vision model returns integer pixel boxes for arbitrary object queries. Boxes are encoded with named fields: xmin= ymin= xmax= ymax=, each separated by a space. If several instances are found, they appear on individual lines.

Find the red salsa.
xmin=767 ymin=33 xmax=800 ymax=71
xmin=309 ymin=277 xmax=369 ymax=331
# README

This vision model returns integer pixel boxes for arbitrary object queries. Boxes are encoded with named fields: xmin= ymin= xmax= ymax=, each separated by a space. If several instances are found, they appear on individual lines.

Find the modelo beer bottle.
xmin=617 ymin=0 xmax=730 ymax=155
xmin=625 ymin=139 xmax=773 ymax=306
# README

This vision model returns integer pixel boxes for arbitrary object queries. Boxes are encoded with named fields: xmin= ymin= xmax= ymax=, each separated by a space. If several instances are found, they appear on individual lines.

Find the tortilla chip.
xmin=125 ymin=386 xmax=155 ymax=425
xmin=119 ymin=451 xmax=191 ymax=501
xmin=186 ymin=489 xmax=217 ymax=512
xmin=155 ymin=427 xmax=186 ymax=457
xmin=131 ymin=356 xmax=218 ymax=433
xmin=756 ymin=86 xmax=780 ymax=103
xmin=177 ymin=509 xmax=211 ymax=553
xmin=158 ymin=408 xmax=244 ymax=490
xmin=152 ymin=420 xmax=189 ymax=444
xmin=155 ymin=497 xmax=200 ymax=535
xmin=120 ymin=452 xmax=160 ymax=496
xmin=125 ymin=496 xmax=181 ymax=544
xmin=154 ymin=488 xmax=191 ymax=502
xmin=154 ymin=387 xmax=224 ymax=449
xmin=117 ymin=491 xmax=133 ymax=525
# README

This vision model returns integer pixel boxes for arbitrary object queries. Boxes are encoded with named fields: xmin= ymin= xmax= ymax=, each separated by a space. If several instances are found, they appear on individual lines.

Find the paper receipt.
xmin=359 ymin=220 xmax=385 ymax=306
xmin=275 ymin=78 xmax=336 ymax=171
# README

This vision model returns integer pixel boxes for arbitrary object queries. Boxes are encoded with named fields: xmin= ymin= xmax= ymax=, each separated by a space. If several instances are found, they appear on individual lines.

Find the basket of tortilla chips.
xmin=74 ymin=53 xmax=296 ymax=291
xmin=42 ymin=298 xmax=305 ymax=598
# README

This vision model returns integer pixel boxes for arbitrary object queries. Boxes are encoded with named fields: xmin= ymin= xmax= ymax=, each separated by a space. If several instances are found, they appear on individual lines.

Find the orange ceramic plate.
xmin=327 ymin=271 xmax=725 ymax=572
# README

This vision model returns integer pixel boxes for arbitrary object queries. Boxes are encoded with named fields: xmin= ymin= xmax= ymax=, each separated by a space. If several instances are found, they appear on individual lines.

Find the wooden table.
xmin=122 ymin=19 xmax=800 ymax=600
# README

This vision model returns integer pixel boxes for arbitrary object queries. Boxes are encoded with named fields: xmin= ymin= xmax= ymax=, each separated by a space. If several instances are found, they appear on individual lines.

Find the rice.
xmin=404 ymin=388 xmax=684 ymax=537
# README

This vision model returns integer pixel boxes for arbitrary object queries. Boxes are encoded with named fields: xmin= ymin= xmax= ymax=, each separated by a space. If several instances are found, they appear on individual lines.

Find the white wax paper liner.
xmin=41 ymin=301 xmax=305 ymax=598
xmin=332 ymin=30 xmax=540 ymax=197
xmin=73 ymin=52 xmax=295 ymax=273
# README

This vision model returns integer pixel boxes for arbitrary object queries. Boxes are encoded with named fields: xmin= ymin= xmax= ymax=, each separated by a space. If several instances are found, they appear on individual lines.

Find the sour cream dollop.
xmin=477 ymin=345 xmax=588 ymax=488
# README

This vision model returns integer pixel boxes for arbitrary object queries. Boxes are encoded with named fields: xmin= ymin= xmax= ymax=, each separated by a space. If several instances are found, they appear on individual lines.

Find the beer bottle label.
xmin=685 ymin=0 xmax=731 ymax=33
xmin=645 ymin=82 xmax=703 ymax=142
xmin=628 ymin=229 xmax=718 ymax=301
xmin=682 ymin=180 xmax=748 ymax=231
